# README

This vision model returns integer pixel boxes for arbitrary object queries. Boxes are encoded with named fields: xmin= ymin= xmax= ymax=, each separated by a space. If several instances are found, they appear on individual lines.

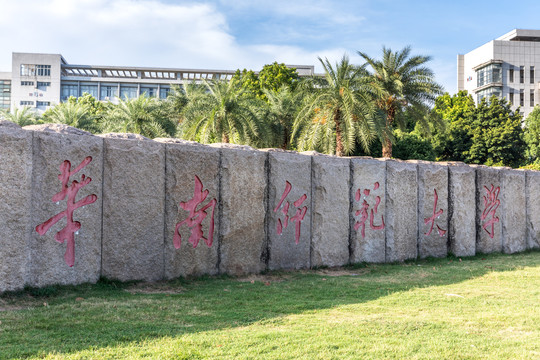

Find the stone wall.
xmin=0 ymin=122 xmax=537 ymax=293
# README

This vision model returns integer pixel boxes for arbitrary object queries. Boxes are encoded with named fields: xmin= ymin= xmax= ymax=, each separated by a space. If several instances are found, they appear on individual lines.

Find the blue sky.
xmin=2 ymin=0 xmax=540 ymax=94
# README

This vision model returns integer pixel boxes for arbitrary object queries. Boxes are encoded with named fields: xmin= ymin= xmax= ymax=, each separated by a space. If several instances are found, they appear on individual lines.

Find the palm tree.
xmin=292 ymin=55 xmax=376 ymax=156
xmin=1 ymin=106 xmax=40 ymax=126
xmin=42 ymin=101 xmax=98 ymax=133
xmin=102 ymin=96 xmax=176 ymax=138
xmin=179 ymin=79 xmax=271 ymax=147
xmin=358 ymin=46 xmax=443 ymax=157
xmin=263 ymin=85 xmax=302 ymax=149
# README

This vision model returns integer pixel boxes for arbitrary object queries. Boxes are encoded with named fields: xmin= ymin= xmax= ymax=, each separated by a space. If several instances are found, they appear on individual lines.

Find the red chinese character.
xmin=274 ymin=181 xmax=308 ymax=244
xmin=424 ymin=189 xmax=446 ymax=237
xmin=173 ymin=175 xmax=217 ymax=249
xmin=354 ymin=182 xmax=385 ymax=238
xmin=35 ymin=156 xmax=97 ymax=267
xmin=481 ymin=184 xmax=500 ymax=239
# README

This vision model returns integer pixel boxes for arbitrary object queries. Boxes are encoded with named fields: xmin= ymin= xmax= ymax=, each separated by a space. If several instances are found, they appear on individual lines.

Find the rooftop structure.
xmin=458 ymin=29 xmax=540 ymax=118
xmin=1 ymin=52 xmax=315 ymax=113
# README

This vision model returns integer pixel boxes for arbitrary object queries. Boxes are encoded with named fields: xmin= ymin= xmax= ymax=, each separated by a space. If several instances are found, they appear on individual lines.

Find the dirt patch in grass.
xmin=124 ymin=282 xmax=185 ymax=295
xmin=236 ymin=274 xmax=291 ymax=283
xmin=310 ymin=267 xmax=371 ymax=277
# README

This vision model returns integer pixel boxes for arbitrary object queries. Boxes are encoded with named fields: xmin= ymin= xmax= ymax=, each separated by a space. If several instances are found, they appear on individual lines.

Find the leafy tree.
xmin=431 ymin=91 xmax=476 ymax=161
xmin=67 ymin=93 xmax=106 ymax=119
xmin=358 ymin=46 xmax=443 ymax=157
xmin=0 ymin=106 xmax=41 ymax=126
xmin=524 ymin=105 xmax=540 ymax=163
xmin=231 ymin=69 xmax=261 ymax=99
xmin=292 ymin=55 xmax=376 ymax=156
xmin=392 ymin=129 xmax=435 ymax=161
xmin=42 ymin=100 xmax=99 ymax=133
xmin=467 ymin=97 xmax=525 ymax=167
xmin=102 ymin=96 xmax=175 ymax=138
xmin=258 ymin=62 xmax=299 ymax=94
xmin=179 ymin=79 xmax=270 ymax=146
xmin=263 ymin=85 xmax=302 ymax=149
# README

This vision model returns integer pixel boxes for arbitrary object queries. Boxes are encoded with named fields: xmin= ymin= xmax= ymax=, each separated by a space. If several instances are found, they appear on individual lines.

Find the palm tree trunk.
xmin=382 ymin=136 xmax=392 ymax=158
xmin=382 ymin=108 xmax=395 ymax=158
xmin=334 ymin=109 xmax=344 ymax=156
xmin=281 ymin=126 xmax=289 ymax=150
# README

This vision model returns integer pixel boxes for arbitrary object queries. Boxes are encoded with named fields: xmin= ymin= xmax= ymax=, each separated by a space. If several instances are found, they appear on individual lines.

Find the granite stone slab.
xmin=415 ymin=161 xmax=448 ymax=259
xmin=309 ymin=153 xmax=350 ymax=267
xmin=101 ymin=135 xmax=165 ymax=281
xmin=267 ymin=150 xmax=311 ymax=270
xmin=28 ymin=125 xmax=103 ymax=288
xmin=350 ymin=158 xmax=386 ymax=263
xmin=159 ymin=140 xmax=220 ymax=279
xmin=501 ymin=169 xmax=526 ymax=254
xmin=475 ymin=166 xmax=503 ymax=254
xmin=217 ymin=145 xmax=267 ymax=275
xmin=448 ymin=163 xmax=476 ymax=257
xmin=385 ymin=160 xmax=418 ymax=262
xmin=0 ymin=124 xmax=32 ymax=292
xmin=526 ymin=171 xmax=540 ymax=250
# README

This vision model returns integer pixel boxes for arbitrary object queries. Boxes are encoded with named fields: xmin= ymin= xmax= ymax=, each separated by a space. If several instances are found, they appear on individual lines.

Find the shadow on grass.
xmin=1 ymin=251 xmax=539 ymax=358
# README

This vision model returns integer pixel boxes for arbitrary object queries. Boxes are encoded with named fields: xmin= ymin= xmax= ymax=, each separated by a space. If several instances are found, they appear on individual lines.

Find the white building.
xmin=1 ymin=52 xmax=315 ymax=113
xmin=458 ymin=29 xmax=540 ymax=118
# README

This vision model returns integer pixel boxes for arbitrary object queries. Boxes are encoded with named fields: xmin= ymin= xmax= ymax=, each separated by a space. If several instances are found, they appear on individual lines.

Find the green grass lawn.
xmin=1 ymin=252 xmax=539 ymax=359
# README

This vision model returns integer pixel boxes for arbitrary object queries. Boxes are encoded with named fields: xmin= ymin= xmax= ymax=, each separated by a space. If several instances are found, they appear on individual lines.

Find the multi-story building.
xmin=458 ymin=29 xmax=540 ymax=118
xmin=1 ymin=52 xmax=315 ymax=113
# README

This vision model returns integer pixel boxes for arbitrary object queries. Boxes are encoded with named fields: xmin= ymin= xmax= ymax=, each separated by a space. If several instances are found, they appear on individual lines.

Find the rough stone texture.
xmin=475 ymin=165 xmax=503 ymax=254
xmin=526 ymin=171 xmax=540 ymax=250
xmin=24 ymin=123 xmax=92 ymax=136
xmin=415 ymin=161 xmax=448 ymax=259
xmin=267 ymin=150 xmax=311 ymax=270
xmin=501 ymin=169 xmax=526 ymax=254
xmin=29 ymin=127 xmax=103 ymax=288
xmin=101 ymin=135 xmax=165 ymax=281
xmin=159 ymin=140 xmax=220 ymax=278
xmin=350 ymin=158 xmax=386 ymax=263
xmin=448 ymin=163 xmax=476 ymax=257
xmin=218 ymin=145 xmax=267 ymax=275
xmin=386 ymin=160 xmax=418 ymax=262
xmin=0 ymin=119 xmax=21 ymax=128
xmin=310 ymin=153 xmax=350 ymax=267
xmin=0 ymin=126 xmax=32 ymax=293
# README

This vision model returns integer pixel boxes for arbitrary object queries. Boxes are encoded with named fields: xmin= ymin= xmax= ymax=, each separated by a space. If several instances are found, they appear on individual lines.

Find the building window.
xmin=531 ymin=90 xmax=535 ymax=107
xmin=531 ymin=66 xmax=535 ymax=84
xmin=61 ymin=84 xmax=78 ymax=101
xmin=476 ymin=63 xmax=502 ymax=87
xmin=520 ymin=90 xmax=524 ymax=106
xmin=20 ymin=64 xmax=51 ymax=77
xmin=120 ymin=85 xmax=138 ymax=99
xmin=20 ymin=64 xmax=36 ymax=76
xmin=80 ymin=85 xmax=98 ymax=98
xmin=159 ymin=87 xmax=171 ymax=99
xmin=477 ymin=86 xmax=502 ymax=103
xmin=509 ymin=68 xmax=514 ymax=83
xmin=21 ymin=81 xmax=34 ymax=86
xmin=36 ymin=65 xmax=51 ymax=77
xmin=37 ymin=101 xmax=51 ymax=107
xmin=37 ymin=81 xmax=50 ymax=88
xmin=20 ymin=101 xmax=34 ymax=106
xmin=520 ymin=66 xmax=524 ymax=83
xmin=100 ymin=85 xmax=118 ymax=100
xmin=140 ymin=86 xmax=157 ymax=97
xmin=0 ymin=80 xmax=11 ymax=110
xmin=509 ymin=90 xmax=514 ymax=105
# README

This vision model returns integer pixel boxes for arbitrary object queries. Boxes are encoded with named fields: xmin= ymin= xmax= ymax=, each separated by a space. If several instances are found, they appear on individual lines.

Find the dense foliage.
xmin=432 ymin=92 xmax=526 ymax=168
xmin=3 ymin=49 xmax=535 ymax=168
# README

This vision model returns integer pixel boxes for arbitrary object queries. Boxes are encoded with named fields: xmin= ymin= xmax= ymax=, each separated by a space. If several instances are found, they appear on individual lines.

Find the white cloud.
xmin=0 ymin=0 xmax=351 ymax=74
